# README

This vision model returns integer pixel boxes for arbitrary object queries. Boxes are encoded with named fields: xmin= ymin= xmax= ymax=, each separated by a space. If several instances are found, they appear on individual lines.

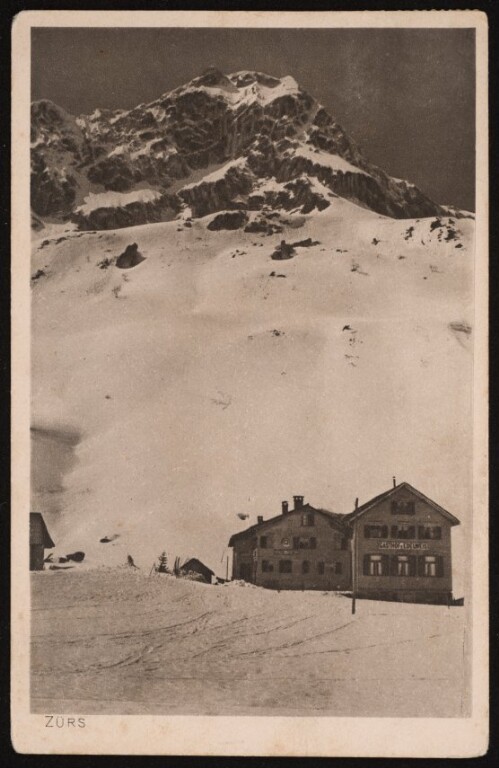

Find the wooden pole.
xmin=226 ymin=554 xmax=229 ymax=582
xmin=351 ymin=526 xmax=357 ymax=615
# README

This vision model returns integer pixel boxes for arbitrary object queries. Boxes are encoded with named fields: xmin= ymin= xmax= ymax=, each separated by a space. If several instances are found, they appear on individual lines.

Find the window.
xmin=341 ymin=537 xmax=348 ymax=550
xmin=390 ymin=555 xmax=416 ymax=577
xmin=279 ymin=560 xmax=292 ymax=573
xmin=302 ymin=560 xmax=310 ymax=574
xmin=260 ymin=536 xmax=268 ymax=548
xmin=418 ymin=525 xmax=442 ymax=540
xmin=391 ymin=501 xmax=415 ymax=515
xmin=390 ymin=524 xmax=416 ymax=539
xmin=364 ymin=524 xmax=388 ymax=539
xmin=334 ymin=562 xmax=343 ymax=575
xmin=293 ymin=536 xmax=317 ymax=549
xmin=368 ymin=555 xmax=383 ymax=576
xmin=317 ymin=561 xmax=325 ymax=575
xmin=261 ymin=560 xmax=273 ymax=573
xmin=418 ymin=555 xmax=444 ymax=577
xmin=301 ymin=513 xmax=315 ymax=527
xmin=363 ymin=554 xmax=389 ymax=576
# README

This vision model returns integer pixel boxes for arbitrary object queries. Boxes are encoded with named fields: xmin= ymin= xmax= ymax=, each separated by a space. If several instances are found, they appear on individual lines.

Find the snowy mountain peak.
xmin=184 ymin=68 xmax=300 ymax=97
xmin=31 ymin=68 xmax=453 ymax=229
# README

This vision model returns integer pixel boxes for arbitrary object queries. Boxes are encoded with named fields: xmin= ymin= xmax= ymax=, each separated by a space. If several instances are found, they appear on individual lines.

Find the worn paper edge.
xmin=11 ymin=9 xmax=489 ymax=757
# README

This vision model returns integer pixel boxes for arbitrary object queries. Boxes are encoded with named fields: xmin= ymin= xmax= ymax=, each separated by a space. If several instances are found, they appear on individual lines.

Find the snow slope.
xmin=31 ymin=569 xmax=468 ymax=717
xmin=31 ymin=200 xmax=474 ymax=597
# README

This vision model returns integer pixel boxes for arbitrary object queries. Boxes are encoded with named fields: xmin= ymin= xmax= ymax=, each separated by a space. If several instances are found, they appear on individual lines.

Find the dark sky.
xmin=32 ymin=27 xmax=476 ymax=211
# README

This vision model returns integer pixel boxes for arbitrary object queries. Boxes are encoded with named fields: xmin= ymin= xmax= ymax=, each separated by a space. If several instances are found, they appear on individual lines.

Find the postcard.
xmin=11 ymin=9 xmax=488 ymax=757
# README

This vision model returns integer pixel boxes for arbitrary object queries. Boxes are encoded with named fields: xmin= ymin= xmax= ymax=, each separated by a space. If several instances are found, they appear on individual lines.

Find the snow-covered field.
xmin=30 ymin=199 xmax=474 ymax=594
xmin=31 ymin=569 xmax=467 ymax=716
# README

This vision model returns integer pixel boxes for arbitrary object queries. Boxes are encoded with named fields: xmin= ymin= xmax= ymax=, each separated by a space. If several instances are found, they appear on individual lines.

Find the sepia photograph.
xmin=11 ymin=9 xmax=488 ymax=757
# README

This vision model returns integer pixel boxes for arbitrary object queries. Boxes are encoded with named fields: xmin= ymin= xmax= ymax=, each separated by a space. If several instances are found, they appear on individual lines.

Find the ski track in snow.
xmin=30 ymin=570 xmax=468 ymax=717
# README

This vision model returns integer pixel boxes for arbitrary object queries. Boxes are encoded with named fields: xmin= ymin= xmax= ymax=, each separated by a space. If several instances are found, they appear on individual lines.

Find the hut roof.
xmin=181 ymin=558 xmax=215 ymax=576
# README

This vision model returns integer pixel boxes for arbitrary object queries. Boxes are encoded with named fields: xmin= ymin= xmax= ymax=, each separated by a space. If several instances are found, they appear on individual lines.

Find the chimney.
xmin=393 ymin=476 xmax=397 ymax=488
xmin=355 ymin=497 xmax=359 ymax=510
xmin=281 ymin=500 xmax=289 ymax=515
xmin=293 ymin=495 xmax=304 ymax=510
xmin=257 ymin=515 xmax=264 ymax=524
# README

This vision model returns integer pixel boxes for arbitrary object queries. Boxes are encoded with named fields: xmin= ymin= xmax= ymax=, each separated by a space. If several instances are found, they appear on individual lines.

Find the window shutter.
xmin=293 ymin=537 xmax=299 ymax=549
xmin=382 ymin=525 xmax=388 ymax=538
xmin=381 ymin=555 xmax=389 ymax=575
xmin=391 ymin=501 xmax=398 ymax=514
xmin=408 ymin=501 xmax=415 ymax=515
xmin=435 ymin=527 xmax=442 ymax=540
xmin=363 ymin=555 xmax=370 ymax=575
xmin=390 ymin=556 xmax=398 ymax=576
xmin=417 ymin=556 xmax=425 ymax=577
xmin=408 ymin=526 xmax=415 ymax=539
xmin=364 ymin=526 xmax=371 ymax=538
xmin=418 ymin=526 xmax=424 ymax=539
xmin=436 ymin=556 xmax=444 ymax=577
xmin=390 ymin=525 xmax=397 ymax=538
xmin=310 ymin=537 xmax=317 ymax=549
xmin=408 ymin=556 xmax=416 ymax=576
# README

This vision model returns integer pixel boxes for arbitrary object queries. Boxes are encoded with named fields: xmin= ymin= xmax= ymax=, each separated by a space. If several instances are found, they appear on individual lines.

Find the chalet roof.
xmin=181 ymin=557 xmax=215 ymax=576
xmin=343 ymin=482 xmax=460 ymax=526
xmin=30 ymin=512 xmax=55 ymax=548
xmin=228 ymin=503 xmax=347 ymax=546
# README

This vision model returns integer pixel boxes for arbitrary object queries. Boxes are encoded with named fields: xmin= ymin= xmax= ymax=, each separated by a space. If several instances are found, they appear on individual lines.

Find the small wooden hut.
xmin=180 ymin=558 xmax=215 ymax=584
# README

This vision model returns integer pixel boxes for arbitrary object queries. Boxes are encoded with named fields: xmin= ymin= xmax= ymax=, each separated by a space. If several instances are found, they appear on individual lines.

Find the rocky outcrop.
xmin=207 ymin=210 xmax=248 ymax=231
xmin=244 ymin=215 xmax=283 ymax=234
xmin=71 ymin=193 xmax=180 ymax=231
xmin=31 ymin=213 xmax=44 ymax=231
xmin=178 ymin=164 xmax=254 ymax=217
xmin=116 ymin=243 xmax=146 ymax=269
xmin=271 ymin=240 xmax=296 ymax=260
xmin=31 ymin=153 xmax=78 ymax=217
xmin=275 ymin=154 xmax=445 ymax=220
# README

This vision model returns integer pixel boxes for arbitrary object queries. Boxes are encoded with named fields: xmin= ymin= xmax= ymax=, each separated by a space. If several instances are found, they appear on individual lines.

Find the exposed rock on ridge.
xmin=31 ymin=69 xmax=453 ymax=230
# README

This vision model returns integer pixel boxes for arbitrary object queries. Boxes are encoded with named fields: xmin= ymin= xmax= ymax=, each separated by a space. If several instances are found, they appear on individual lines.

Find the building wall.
xmin=30 ymin=544 xmax=45 ymax=571
xmin=233 ymin=509 xmax=350 ymax=590
xmin=353 ymin=488 xmax=454 ymax=603
xmin=232 ymin=533 xmax=257 ymax=583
